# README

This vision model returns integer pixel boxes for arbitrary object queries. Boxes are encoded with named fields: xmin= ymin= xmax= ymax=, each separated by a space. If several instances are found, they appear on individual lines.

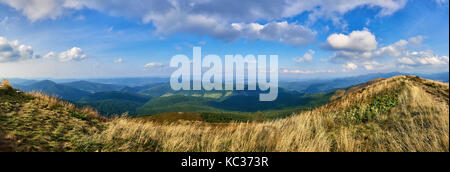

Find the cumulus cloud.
xmin=0 ymin=36 xmax=35 ymax=62
xmin=0 ymin=37 xmax=87 ymax=63
xmin=0 ymin=0 xmax=412 ymax=45
xmin=0 ymin=0 xmax=82 ymax=21
xmin=326 ymin=29 xmax=445 ymax=69
xmin=324 ymin=29 xmax=447 ymax=72
xmin=294 ymin=49 xmax=315 ymax=63
xmin=408 ymin=36 xmax=424 ymax=45
xmin=397 ymin=51 xmax=449 ymax=66
xmin=43 ymin=47 xmax=88 ymax=62
xmin=42 ymin=51 xmax=57 ymax=59
xmin=373 ymin=39 xmax=408 ymax=57
xmin=343 ymin=62 xmax=358 ymax=70
xmin=326 ymin=28 xmax=378 ymax=52
xmin=58 ymin=47 xmax=87 ymax=62
xmin=397 ymin=57 xmax=416 ymax=65
xmin=362 ymin=61 xmax=384 ymax=71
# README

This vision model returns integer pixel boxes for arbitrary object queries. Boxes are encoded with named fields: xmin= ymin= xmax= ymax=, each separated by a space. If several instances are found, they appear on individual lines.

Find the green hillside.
xmin=136 ymin=95 xmax=219 ymax=115
xmin=135 ymin=88 xmax=334 ymax=116
xmin=61 ymin=81 xmax=123 ymax=93
xmin=78 ymin=91 xmax=152 ymax=116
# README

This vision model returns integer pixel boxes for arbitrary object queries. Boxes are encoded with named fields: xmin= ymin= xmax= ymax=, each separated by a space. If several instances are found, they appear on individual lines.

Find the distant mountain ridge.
xmin=15 ymin=80 xmax=90 ymax=102
xmin=280 ymin=72 xmax=449 ymax=93
xmin=4 ymin=72 xmax=449 ymax=117
xmin=61 ymin=81 xmax=123 ymax=93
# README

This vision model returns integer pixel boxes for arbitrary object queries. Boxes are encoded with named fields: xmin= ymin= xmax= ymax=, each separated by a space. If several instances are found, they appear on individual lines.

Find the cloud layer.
xmin=0 ymin=0 xmax=411 ymax=45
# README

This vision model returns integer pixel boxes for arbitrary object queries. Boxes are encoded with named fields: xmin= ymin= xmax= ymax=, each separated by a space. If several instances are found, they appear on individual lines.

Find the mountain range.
xmin=3 ymin=72 xmax=448 ymax=117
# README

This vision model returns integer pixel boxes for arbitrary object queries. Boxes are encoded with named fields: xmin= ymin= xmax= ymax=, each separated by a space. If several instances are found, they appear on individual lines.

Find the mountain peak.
xmin=321 ymin=75 xmax=449 ymax=121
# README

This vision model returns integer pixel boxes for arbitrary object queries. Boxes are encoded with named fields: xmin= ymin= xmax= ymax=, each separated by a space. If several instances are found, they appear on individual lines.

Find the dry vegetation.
xmin=78 ymin=76 xmax=449 ymax=152
xmin=1 ymin=85 xmax=106 ymax=152
xmin=1 ymin=76 xmax=449 ymax=152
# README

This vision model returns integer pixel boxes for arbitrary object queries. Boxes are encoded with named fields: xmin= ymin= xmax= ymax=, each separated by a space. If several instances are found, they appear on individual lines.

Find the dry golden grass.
xmin=1 ymin=79 xmax=11 ymax=88
xmin=80 ymin=76 xmax=448 ymax=152
xmin=29 ymin=91 xmax=107 ymax=122
xmin=1 ymin=87 xmax=107 ymax=151
xmin=2 ymin=76 xmax=448 ymax=152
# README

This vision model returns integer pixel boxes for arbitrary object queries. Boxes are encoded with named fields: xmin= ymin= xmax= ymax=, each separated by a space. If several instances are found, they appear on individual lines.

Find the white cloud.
xmin=326 ymin=28 xmax=378 ymax=52
xmin=332 ymin=50 xmax=374 ymax=61
xmin=58 ymin=47 xmax=87 ymax=62
xmin=114 ymin=58 xmax=123 ymax=63
xmin=282 ymin=69 xmax=336 ymax=74
xmin=327 ymin=31 xmax=447 ymax=70
xmin=397 ymin=51 xmax=449 ymax=66
xmin=231 ymin=21 xmax=316 ymax=45
xmin=397 ymin=57 xmax=416 ymax=65
xmin=373 ymin=39 xmax=408 ymax=57
xmin=343 ymin=62 xmax=358 ymax=70
xmin=44 ymin=47 xmax=88 ymax=62
xmin=0 ymin=0 xmax=411 ymax=45
xmin=0 ymin=0 xmax=81 ymax=21
xmin=149 ymin=12 xmax=316 ymax=45
xmin=0 ymin=36 xmax=35 ymax=62
xmin=0 ymin=36 xmax=88 ymax=63
xmin=362 ymin=61 xmax=381 ymax=70
xmin=408 ymin=36 xmax=424 ymax=45
xmin=1 ymin=0 xmax=410 ymax=22
xmin=294 ymin=49 xmax=315 ymax=63
xmin=43 ymin=51 xmax=57 ymax=59
xmin=144 ymin=62 xmax=163 ymax=68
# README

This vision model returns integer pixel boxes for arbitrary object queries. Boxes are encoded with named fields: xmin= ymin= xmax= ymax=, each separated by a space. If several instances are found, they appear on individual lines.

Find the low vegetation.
xmin=1 ymin=76 xmax=449 ymax=152
xmin=1 ymin=81 xmax=106 ymax=152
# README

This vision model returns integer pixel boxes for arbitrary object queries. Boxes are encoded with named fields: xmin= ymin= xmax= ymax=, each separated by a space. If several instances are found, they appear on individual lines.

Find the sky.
xmin=0 ymin=0 xmax=448 ymax=79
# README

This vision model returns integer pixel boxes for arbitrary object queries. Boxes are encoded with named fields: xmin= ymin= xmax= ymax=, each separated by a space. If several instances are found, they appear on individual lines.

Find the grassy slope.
xmin=78 ymin=91 xmax=152 ymax=117
xmin=0 ymin=85 xmax=106 ymax=152
xmin=1 ymin=75 xmax=449 ymax=152
xmin=81 ymin=76 xmax=449 ymax=152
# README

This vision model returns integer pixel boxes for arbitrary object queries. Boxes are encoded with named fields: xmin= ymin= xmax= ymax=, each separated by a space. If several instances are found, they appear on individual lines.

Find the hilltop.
xmin=0 ymin=80 xmax=106 ymax=152
xmin=1 ymin=76 xmax=449 ymax=152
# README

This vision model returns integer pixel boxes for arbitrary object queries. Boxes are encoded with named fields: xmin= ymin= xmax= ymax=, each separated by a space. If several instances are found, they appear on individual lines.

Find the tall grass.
xmin=80 ymin=76 xmax=449 ymax=152
xmin=29 ymin=91 xmax=107 ymax=122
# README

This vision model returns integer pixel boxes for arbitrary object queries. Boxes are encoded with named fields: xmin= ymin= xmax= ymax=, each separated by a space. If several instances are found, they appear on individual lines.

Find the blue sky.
xmin=0 ymin=0 xmax=448 ymax=79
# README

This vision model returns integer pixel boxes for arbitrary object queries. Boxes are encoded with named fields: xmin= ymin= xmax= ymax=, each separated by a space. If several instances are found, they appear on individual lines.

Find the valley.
xmin=6 ymin=72 xmax=448 ymax=121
